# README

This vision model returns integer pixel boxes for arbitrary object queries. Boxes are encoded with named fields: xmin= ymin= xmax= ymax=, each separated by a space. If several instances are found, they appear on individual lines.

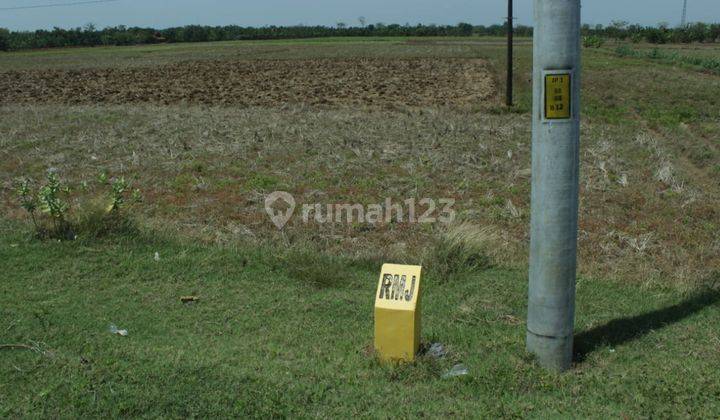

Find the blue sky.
xmin=1 ymin=0 xmax=718 ymax=31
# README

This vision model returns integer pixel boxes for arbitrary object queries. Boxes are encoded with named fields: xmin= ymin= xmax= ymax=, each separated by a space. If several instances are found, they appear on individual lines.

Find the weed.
xmin=29 ymin=171 xmax=73 ymax=239
xmin=428 ymin=222 xmax=498 ymax=280
xmin=14 ymin=170 xmax=141 ymax=240
xmin=108 ymin=177 xmax=130 ymax=213
xmin=14 ymin=178 xmax=39 ymax=231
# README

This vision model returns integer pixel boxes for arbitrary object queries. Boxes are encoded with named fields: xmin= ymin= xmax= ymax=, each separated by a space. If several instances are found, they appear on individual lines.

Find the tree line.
xmin=582 ymin=21 xmax=720 ymax=44
xmin=0 ymin=23 xmax=523 ymax=51
xmin=0 ymin=21 xmax=717 ymax=52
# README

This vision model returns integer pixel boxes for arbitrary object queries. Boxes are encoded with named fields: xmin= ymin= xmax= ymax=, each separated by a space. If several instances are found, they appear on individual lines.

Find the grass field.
xmin=609 ymin=41 xmax=720 ymax=74
xmin=1 ymin=37 xmax=719 ymax=417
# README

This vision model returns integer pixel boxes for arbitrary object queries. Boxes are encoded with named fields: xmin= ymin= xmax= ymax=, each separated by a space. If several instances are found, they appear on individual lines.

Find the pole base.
xmin=526 ymin=330 xmax=573 ymax=372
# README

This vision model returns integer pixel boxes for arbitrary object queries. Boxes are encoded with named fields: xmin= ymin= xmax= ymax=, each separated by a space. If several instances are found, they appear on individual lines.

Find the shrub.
xmin=645 ymin=28 xmax=669 ymax=44
xmin=31 ymin=171 xmax=73 ymax=239
xmin=583 ymin=35 xmax=605 ymax=48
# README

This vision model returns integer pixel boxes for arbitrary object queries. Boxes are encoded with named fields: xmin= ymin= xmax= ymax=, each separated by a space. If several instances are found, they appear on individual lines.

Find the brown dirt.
xmin=0 ymin=58 xmax=495 ymax=107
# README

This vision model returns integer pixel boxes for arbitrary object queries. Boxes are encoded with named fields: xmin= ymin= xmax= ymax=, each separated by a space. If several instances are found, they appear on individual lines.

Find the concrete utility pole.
xmin=506 ymin=0 xmax=513 ymax=107
xmin=527 ymin=0 xmax=581 ymax=372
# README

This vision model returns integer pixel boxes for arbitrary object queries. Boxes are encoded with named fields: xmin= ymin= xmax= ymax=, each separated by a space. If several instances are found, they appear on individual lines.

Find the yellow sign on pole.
xmin=544 ymin=73 xmax=571 ymax=119
xmin=374 ymin=264 xmax=422 ymax=362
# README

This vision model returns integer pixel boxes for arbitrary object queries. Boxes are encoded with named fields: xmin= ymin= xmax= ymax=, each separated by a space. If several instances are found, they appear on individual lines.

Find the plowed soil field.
xmin=0 ymin=58 xmax=494 ymax=107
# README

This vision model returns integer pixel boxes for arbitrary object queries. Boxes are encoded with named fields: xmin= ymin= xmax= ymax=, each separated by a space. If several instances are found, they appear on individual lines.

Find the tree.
xmin=358 ymin=17 xmax=366 ymax=27
xmin=645 ymin=27 xmax=669 ymax=44
xmin=457 ymin=22 xmax=473 ymax=36
xmin=608 ymin=20 xmax=629 ymax=39
xmin=687 ymin=22 xmax=710 ymax=42
xmin=710 ymin=24 xmax=720 ymax=42
xmin=0 ymin=28 xmax=10 ymax=51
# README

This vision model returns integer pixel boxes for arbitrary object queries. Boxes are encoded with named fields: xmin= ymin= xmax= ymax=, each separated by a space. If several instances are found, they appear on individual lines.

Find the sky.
xmin=1 ymin=0 xmax=718 ymax=31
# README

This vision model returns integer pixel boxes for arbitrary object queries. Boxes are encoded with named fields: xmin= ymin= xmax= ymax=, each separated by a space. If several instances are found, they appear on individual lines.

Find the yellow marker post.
xmin=374 ymin=264 xmax=422 ymax=362
xmin=544 ymin=73 xmax=571 ymax=120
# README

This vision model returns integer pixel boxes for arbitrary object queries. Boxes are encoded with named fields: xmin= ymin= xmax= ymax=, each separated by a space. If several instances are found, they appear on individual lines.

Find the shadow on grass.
xmin=574 ymin=289 xmax=720 ymax=363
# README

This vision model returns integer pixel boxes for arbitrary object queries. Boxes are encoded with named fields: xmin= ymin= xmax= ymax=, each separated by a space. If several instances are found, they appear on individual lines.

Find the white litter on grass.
xmin=109 ymin=324 xmax=128 ymax=336
xmin=154 ymin=252 xmax=160 ymax=261
xmin=618 ymin=173 xmax=629 ymax=187
xmin=505 ymin=199 xmax=521 ymax=219
xmin=427 ymin=342 xmax=447 ymax=359
xmin=442 ymin=364 xmax=469 ymax=378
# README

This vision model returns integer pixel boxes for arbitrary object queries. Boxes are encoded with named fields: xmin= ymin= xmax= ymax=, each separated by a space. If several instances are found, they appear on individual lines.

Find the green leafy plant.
xmin=14 ymin=170 xmax=142 ymax=240
xmin=108 ymin=177 xmax=129 ymax=213
xmin=14 ymin=178 xmax=39 ymax=231
xmin=98 ymin=171 xmax=109 ymax=185
xmin=38 ymin=172 xmax=69 ymax=220
xmin=36 ymin=172 xmax=73 ymax=239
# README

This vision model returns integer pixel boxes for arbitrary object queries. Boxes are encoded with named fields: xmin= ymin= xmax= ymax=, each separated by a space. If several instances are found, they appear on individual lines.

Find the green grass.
xmin=613 ymin=44 xmax=720 ymax=74
xmin=1 ymin=222 xmax=719 ymax=417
